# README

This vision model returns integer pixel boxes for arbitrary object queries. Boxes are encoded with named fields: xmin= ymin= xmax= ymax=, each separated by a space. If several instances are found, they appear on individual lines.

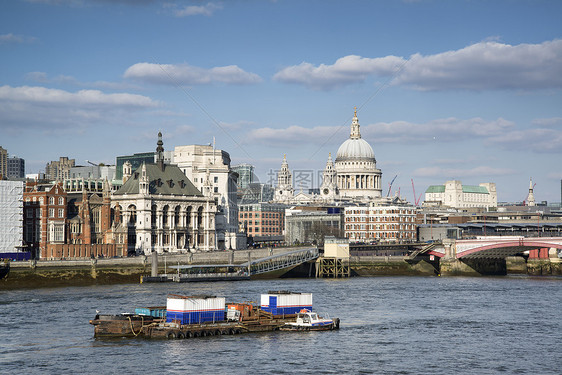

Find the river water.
xmin=1 ymin=276 xmax=560 ymax=374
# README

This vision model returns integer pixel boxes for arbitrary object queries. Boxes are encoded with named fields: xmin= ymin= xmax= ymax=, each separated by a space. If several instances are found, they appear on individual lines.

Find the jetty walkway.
xmin=143 ymin=248 xmax=319 ymax=282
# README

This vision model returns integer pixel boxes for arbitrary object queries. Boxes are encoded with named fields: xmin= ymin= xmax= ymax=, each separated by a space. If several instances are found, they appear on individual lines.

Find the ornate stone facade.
xmin=113 ymin=134 xmax=217 ymax=254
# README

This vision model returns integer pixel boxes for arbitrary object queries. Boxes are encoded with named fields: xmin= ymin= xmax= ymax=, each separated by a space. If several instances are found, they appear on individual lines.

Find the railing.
xmin=244 ymin=248 xmax=319 ymax=276
xmin=408 ymin=241 xmax=441 ymax=259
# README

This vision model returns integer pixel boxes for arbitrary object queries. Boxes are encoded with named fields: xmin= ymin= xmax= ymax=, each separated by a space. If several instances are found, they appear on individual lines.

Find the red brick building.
xmin=23 ymin=181 xmax=127 ymax=259
xmin=24 ymin=182 xmax=67 ymax=259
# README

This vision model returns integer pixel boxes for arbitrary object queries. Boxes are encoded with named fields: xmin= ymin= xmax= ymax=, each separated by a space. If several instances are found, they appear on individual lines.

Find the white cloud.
xmin=0 ymin=85 xmax=158 ymax=130
xmin=0 ymin=33 xmax=37 ymax=44
xmin=25 ymin=71 xmax=141 ymax=90
xmin=173 ymin=2 xmax=222 ymax=17
xmin=362 ymin=117 xmax=515 ymax=143
xmin=124 ymin=62 xmax=262 ymax=85
xmin=246 ymin=117 xmax=515 ymax=147
xmin=274 ymin=39 xmax=562 ymax=91
xmin=486 ymin=128 xmax=562 ymax=153
xmin=0 ymin=85 xmax=157 ymax=107
xmin=413 ymin=166 xmax=516 ymax=178
xmin=532 ymin=117 xmax=562 ymax=127
xmin=397 ymin=39 xmax=562 ymax=91
xmin=246 ymin=125 xmax=341 ymax=146
xmin=273 ymin=55 xmax=404 ymax=90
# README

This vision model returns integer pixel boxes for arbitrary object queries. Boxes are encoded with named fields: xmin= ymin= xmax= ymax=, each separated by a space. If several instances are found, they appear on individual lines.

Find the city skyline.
xmin=1 ymin=0 xmax=561 ymax=203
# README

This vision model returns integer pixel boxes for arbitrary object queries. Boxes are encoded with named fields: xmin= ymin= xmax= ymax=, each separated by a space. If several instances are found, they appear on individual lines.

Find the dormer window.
xmin=179 ymin=180 xmax=185 ymax=188
xmin=157 ymin=178 xmax=162 ymax=187
xmin=167 ymin=180 xmax=173 ymax=188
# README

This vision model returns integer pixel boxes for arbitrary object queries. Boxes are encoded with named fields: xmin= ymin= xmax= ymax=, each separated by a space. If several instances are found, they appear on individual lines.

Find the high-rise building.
xmin=7 ymin=156 xmax=25 ymax=179
xmin=232 ymin=163 xmax=256 ymax=189
xmin=45 ymin=157 xmax=75 ymax=181
xmin=0 ymin=146 xmax=7 ymax=179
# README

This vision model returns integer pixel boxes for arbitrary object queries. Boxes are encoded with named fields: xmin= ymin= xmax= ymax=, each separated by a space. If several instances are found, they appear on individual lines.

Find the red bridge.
xmin=425 ymin=236 xmax=562 ymax=259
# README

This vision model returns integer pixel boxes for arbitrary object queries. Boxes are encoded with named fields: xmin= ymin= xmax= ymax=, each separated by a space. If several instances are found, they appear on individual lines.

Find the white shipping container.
xmin=167 ymin=295 xmax=225 ymax=312
xmin=261 ymin=293 xmax=312 ymax=308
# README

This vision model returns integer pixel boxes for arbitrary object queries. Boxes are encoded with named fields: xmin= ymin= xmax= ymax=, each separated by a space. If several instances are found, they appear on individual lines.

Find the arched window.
xmin=162 ymin=205 xmax=169 ymax=227
xmin=151 ymin=205 xmax=157 ymax=226
xmin=174 ymin=206 xmax=181 ymax=226
xmin=128 ymin=205 xmax=136 ymax=224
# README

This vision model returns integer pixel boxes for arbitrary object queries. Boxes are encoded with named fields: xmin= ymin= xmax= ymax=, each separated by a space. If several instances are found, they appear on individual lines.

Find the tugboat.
xmin=281 ymin=309 xmax=340 ymax=331
xmin=0 ymin=259 xmax=9 ymax=280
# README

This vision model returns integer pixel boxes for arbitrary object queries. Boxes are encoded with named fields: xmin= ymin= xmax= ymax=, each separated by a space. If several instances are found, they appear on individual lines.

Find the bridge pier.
xmin=440 ymin=258 xmax=507 ymax=276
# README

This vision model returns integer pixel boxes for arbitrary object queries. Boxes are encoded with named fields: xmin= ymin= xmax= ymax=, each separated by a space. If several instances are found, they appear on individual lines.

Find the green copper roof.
xmin=425 ymin=185 xmax=445 ymax=193
xmin=425 ymin=184 xmax=489 ymax=194
xmin=114 ymin=163 xmax=202 ymax=196
xmin=462 ymin=185 xmax=489 ymax=194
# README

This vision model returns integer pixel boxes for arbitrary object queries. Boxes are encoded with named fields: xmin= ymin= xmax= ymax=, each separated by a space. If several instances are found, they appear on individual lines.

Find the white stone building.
xmin=173 ymin=144 xmax=245 ymax=250
xmin=424 ymin=180 xmax=497 ymax=209
xmin=112 ymin=134 xmax=217 ymax=254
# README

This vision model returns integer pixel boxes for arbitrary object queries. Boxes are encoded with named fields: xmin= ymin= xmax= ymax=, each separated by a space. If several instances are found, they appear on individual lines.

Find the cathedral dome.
xmin=335 ymin=108 xmax=375 ymax=162
xmin=336 ymin=138 xmax=375 ymax=161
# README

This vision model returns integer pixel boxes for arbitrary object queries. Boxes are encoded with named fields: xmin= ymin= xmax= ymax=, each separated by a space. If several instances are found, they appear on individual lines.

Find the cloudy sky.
xmin=1 ymin=0 xmax=561 ymax=203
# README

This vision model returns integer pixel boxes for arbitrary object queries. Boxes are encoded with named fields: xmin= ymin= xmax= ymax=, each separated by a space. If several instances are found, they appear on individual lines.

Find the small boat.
xmin=281 ymin=309 xmax=340 ymax=331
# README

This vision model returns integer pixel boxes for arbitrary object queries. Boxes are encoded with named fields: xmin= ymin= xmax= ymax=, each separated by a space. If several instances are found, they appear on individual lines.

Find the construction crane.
xmin=387 ymin=175 xmax=398 ymax=197
xmin=411 ymin=179 xmax=422 ymax=206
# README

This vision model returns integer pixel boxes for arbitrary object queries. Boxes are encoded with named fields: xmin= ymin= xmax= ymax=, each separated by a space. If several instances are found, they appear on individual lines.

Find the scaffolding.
xmin=0 ymin=181 xmax=24 ymax=252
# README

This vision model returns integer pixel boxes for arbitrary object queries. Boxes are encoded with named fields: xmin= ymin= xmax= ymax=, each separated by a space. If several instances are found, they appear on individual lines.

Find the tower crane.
xmin=411 ymin=179 xmax=422 ymax=206
xmin=387 ymin=175 xmax=398 ymax=197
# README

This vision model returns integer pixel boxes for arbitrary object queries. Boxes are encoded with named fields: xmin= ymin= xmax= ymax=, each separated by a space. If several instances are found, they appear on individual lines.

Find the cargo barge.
xmin=90 ymin=291 xmax=340 ymax=339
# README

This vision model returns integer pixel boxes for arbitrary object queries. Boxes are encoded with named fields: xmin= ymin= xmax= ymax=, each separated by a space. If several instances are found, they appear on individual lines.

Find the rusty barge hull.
xmin=90 ymin=315 xmax=301 ymax=339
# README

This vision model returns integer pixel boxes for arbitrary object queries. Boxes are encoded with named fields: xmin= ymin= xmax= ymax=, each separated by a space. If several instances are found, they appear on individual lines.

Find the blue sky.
xmin=1 ymin=0 xmax=561 ymax=203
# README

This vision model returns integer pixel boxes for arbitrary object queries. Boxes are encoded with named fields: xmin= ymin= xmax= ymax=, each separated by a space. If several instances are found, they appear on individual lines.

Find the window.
xmin=49 ymin=223 xmax=65 ymax=242
xmin=49 ymin=208 xmax=55 ymax=218
xmin=58 ymin=209 xmax=64 ymax=218
xmin=49 ymin=197 xmax=54 ymax=205
xmin=58 ymin=197 xmax=64 ymax=205
xmin=214 ymin=176 xmax=218 ymax=183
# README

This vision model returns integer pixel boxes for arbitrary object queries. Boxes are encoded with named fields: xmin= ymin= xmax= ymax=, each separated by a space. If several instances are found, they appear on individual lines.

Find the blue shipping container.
xmin=166 ymin=310 xmax=225 ymax=325
xmin=135 ymin=307 xmax=166 ymax=318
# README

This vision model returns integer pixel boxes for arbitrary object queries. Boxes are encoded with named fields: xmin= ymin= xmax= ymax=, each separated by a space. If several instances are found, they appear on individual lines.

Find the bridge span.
xmin=424 ymin=236 xmax=562 ymax=260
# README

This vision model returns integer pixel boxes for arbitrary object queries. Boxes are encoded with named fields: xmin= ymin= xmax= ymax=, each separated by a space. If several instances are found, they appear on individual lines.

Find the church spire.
xmin=350 ymin=106 xmax=361 ymax=139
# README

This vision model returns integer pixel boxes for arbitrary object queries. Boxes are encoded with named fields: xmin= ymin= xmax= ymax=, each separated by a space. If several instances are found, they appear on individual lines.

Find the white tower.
xmin=122 ymin=160 xmax=132 ymax=184
xmin=320 ymin=153 xmax=338 ymax=202
xmin=274 ymin=154 xmax=294 ymax=203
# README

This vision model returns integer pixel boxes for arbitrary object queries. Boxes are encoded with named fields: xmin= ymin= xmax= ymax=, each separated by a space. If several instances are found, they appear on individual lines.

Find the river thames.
xmin=1 ymin=276 xmax=560 ymax=374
